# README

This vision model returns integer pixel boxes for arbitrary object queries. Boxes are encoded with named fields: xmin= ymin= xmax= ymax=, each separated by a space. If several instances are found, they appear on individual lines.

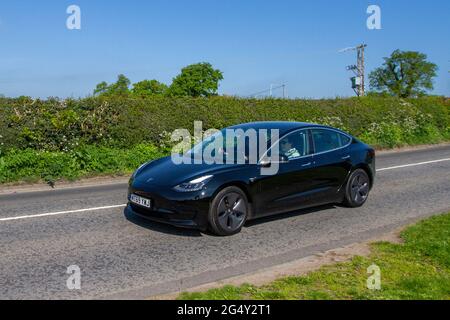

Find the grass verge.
xmin=0 ymin=144 xmax=166 ymax=184
xmin=178 ymin=213 xmax=450 ymax=300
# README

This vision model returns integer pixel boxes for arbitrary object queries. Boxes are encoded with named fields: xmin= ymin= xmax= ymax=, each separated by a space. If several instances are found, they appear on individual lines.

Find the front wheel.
xmin=343 ymin=169 xmax=370 ymax=207
xmin=208 ymin=186 xmax=249 ymax=236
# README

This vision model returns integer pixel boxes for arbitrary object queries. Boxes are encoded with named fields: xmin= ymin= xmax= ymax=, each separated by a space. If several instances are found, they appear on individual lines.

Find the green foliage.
xmin=110 ymin=74 xmax=131 ymax=95
xmin=131 ymin=80 xmax=168 ymax=97
xmin=1 ymin=95 xmax=448 ymax=152
xmin=168 ymin=62 xmax=224 ymax=97
xmin=0 ymin=95 xmax=449 ymax=183
xmin=93 ymin=74 xmax=131 ymax=96
xmin=357 ymin=100 xmax=446 ymax=147
xmin=93 ymin=62 xmax=223 ymax=98
xmin=369 ymin=50 xmax=438 ymax=98
xmin=0 ymin=144 xmax=165 ymax=184
xmin=93 ymin=81 xmax=109 ymax=96
xmin=178 ymin=213 xmax=450 ymax=300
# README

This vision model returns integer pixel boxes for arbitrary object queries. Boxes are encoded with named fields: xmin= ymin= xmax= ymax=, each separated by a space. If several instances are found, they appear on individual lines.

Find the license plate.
xmin=130 ymin=194 xmax=152 ymax=208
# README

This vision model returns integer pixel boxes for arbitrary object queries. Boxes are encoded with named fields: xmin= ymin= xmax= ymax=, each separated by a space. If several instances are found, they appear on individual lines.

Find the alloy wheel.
xmin=217 ymin=192 xmax=247 ymax=231
xmin=350 ymin=172 xmax=370 ymax=205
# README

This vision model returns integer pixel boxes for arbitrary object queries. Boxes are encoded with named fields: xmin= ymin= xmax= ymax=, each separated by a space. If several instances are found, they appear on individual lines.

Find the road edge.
xmin=101 ymin=211 xmax=450 ymax=300
xmin=148 ymin=225 xmax=406 ymax=300
xmin=1 ymin=142 xmax=449 ymax=195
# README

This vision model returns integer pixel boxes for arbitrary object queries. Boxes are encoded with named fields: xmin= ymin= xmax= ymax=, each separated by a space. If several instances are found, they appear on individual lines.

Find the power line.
xmin=339 ymin=44 xmax=367 ymax=97
xmin=248 ymin=84 xmax=287 ymax=98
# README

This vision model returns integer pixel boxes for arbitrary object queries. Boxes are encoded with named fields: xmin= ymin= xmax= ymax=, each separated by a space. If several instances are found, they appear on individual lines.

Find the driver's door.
xmin=253 ymin=129 xmax=318 ymax=217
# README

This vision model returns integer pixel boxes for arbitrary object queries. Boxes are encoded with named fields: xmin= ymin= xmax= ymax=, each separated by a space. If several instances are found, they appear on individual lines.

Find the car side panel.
xmin=252 ymin=155 xmax=322 ymax=216
xmin=313 ymin=147 xmax=352 ymax=196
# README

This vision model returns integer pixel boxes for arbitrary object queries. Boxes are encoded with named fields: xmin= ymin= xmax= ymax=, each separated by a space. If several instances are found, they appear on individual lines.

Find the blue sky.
xmin=0 ymin=0 xmax=449 ymax=98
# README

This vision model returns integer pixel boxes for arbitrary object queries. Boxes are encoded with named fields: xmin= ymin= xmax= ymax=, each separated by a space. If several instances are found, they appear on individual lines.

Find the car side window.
xmin=339 ymin=133 xmax=351 ymax=146
xmin=278 ymin=130 xmax=310 ymax=160
xmin=311 ymin=129 xmax=350 ymax=153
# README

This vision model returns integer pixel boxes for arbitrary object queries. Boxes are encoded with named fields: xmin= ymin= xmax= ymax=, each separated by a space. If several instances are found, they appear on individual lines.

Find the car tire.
xmin=343 ymin=169 xmax=370 ymax=208
xmin=208 ymin=186 xmax=249 ymax=236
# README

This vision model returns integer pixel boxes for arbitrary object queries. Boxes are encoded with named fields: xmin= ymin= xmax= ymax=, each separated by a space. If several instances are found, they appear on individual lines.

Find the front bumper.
xmin=127 ymin=183 xmax=211 ymax=231
xmin=126 ymin=204 xmax=209 ymax=230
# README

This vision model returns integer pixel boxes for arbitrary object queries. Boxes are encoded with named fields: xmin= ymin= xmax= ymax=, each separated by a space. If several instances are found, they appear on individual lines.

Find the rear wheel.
xmin=343 ymin=169 xmax=370 ymax=207
xmin=208 ymin=186 xmax=248 ymax=236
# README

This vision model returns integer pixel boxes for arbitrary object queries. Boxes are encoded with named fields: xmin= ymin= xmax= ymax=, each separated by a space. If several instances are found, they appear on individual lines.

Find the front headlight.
xmin=173 ymin=175 xmax=213 ymax=192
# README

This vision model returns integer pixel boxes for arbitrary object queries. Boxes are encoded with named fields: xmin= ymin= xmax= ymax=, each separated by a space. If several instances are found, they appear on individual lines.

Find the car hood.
xmin=133 ymin=156 xmax=237 ymax=187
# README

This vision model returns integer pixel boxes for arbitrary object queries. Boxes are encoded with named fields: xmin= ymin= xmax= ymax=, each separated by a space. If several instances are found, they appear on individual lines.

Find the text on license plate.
xmin=130 ymin=194 xmax=152 ymax=208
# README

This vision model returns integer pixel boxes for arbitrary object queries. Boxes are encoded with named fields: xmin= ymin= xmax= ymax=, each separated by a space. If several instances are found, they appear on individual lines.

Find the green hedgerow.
xmin=1 ymin=95 xmax=448 ymax=152
xmin=0 ymin=95 xmax=449 ymax=183
xmin=0 ymin=144 xmax=166 ymax=184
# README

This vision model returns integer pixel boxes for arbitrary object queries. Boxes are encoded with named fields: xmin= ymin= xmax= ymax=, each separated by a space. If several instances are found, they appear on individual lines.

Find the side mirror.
xmin=259 ymin=158 xmax=271 ymax=168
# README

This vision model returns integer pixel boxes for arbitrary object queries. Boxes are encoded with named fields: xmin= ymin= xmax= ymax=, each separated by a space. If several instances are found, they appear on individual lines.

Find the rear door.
xmin=310 ymin=128 xmax=353 ymax=203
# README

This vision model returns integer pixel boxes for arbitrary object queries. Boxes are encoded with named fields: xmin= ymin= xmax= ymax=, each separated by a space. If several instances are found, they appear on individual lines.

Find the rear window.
xmin=311 ymin=129 xmax=350 ymax=153
xmin=339 ymin=134 xmax=351 ymax=146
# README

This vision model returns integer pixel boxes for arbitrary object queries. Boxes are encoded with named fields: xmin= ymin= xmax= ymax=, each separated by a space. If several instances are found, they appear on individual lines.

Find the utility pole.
xmin=340 ymin=44 xmax=367 ymax=97
xmin=357 ymin=44 xmax=367 ymax=96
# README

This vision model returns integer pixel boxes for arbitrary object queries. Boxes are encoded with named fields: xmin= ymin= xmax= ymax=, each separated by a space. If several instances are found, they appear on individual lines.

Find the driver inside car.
xmin=280 ymin=137 xmax=301 ymax=160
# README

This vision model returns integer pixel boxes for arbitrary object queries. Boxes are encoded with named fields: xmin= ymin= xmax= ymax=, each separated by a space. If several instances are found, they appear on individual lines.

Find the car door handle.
xmin=301 ymin=162 xmax=312 ymax=167
xmin=341 ymin=155 xmax=351 ymax=160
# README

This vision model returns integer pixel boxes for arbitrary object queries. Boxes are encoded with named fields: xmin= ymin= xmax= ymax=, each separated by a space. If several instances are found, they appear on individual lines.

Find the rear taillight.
xmin=368 ymin=149 xmax=376 ymax=158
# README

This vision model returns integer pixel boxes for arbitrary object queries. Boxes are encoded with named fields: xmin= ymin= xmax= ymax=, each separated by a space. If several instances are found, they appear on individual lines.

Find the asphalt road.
xmin=1 ymin=145 xmax=449 ymax=299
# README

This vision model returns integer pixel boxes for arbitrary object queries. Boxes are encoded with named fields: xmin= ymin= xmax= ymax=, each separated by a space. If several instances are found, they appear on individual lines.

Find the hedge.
xmin=0 ymin=144 xmax=165 ymax=184
xmin=1 ymin=95 xmax=449 ymax=152
xmin=0 ymin=95 xmax=449 ymax=183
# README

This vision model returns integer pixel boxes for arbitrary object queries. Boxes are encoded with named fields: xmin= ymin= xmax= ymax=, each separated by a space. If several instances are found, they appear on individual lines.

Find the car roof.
xmin=227 ymin=121 xmax=327 ymax=136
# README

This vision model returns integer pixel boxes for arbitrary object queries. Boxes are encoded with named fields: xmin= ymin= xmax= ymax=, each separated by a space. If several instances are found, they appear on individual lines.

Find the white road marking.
xmin=0 ymin=157 xmax=449 ymax=223
xmin=0 ymin=204 xmax=126 ymax=222
xmin=377 ymin=158 xmax=450 ymax=172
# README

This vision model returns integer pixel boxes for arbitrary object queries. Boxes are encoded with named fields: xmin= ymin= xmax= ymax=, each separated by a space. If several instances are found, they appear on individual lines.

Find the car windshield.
xmin=186 ymin=128 xmax=273 ymax=160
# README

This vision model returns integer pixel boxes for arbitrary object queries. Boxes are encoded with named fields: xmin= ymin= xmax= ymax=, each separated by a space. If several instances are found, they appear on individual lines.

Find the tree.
xmin=131 ymin=80 xmax=168 ymax=97
xmin=93 ymin=81 xmax=109 ymax=96
xmin=93 ymin=74 xmax=131 ymax=96
xmin=109 ymin=74 xmax=131 ymax=95
xmin=169 ymin=62 xmax=224 ymax=97
xmin=369 ymin=50 xmax=438 ymax=98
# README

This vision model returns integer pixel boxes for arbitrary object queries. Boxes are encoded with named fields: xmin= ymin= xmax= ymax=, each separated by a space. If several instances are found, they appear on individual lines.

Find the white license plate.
xmin=130 ymin=194 xmax=152 ymax=208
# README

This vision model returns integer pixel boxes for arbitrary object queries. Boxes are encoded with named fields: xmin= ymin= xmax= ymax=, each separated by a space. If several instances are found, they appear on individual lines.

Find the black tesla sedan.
xmin=127 ymin=122 xmax=375 ymax=236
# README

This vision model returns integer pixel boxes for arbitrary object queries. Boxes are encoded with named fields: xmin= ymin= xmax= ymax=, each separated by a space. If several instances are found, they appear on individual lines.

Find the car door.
xmin=254 ymin=129 xmax=317 ymax=217
xmin=309 ymin=128 xmax=353 ymax=204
